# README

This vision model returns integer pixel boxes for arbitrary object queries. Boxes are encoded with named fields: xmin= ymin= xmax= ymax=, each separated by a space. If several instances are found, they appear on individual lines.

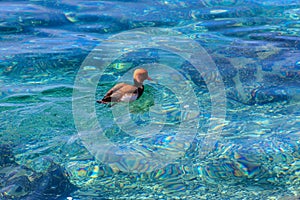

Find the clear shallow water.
xmin=0 ymin=0 xmax=300 ymax=199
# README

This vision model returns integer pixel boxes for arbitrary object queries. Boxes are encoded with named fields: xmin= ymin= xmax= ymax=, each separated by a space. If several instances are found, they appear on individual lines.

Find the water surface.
xmin=0 ymin=0 xmax=300 ymax=199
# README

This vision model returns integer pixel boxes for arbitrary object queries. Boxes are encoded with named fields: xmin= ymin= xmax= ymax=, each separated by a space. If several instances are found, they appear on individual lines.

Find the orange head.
xmin=133 ymin=68 xmax=152 ymax=86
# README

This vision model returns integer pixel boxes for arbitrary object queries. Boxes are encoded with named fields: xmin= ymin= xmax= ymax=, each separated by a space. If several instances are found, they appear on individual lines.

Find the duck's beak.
xmin=147 ymin=76 xmax=158 ymax=84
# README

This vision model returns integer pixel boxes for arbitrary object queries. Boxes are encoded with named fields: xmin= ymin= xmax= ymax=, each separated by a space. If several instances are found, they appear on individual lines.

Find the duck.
xmin=97 ymin=68 xmax=152 ymax=105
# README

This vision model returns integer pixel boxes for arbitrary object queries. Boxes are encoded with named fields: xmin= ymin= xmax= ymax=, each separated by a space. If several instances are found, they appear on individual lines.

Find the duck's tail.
xmin=96 ymin=100 xmax=107 ymax=104
xmin=96 ymin=100 xmax=116 ymax=107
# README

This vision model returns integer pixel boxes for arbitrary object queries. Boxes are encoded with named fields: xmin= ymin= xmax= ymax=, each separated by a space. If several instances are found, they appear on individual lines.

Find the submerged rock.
xmin=0 ymin=144 xmax=76 ymax=200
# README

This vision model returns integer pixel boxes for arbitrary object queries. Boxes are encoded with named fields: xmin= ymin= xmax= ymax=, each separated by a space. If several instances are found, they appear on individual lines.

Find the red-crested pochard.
xmin=97 ymin=68 xmax=152 ymax=105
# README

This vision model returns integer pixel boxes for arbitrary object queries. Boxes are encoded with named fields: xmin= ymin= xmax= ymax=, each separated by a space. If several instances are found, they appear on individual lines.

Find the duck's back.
xmin=100 ymin=83 xmax=144 ymax=103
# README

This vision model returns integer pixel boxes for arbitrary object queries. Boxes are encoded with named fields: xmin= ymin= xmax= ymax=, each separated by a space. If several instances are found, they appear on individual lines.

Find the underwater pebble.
xmin=210 ymin=9 xmax=228 ymax=14
xmin=83 ymin=66 xmax=97 ymax=71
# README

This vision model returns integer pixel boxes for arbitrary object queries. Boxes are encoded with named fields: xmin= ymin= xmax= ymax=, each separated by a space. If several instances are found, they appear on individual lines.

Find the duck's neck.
xmin=134 ymin=79 xmax=143 ymax=87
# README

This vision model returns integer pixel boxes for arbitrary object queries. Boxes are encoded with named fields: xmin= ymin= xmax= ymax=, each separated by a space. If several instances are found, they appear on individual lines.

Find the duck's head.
xmin=133 ymin=68 xmax=152 ymax=86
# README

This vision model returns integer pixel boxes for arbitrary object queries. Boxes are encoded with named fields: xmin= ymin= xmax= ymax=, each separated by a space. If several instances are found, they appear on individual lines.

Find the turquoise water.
xmin=0 ymin=0 xmax=300 ymax=199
